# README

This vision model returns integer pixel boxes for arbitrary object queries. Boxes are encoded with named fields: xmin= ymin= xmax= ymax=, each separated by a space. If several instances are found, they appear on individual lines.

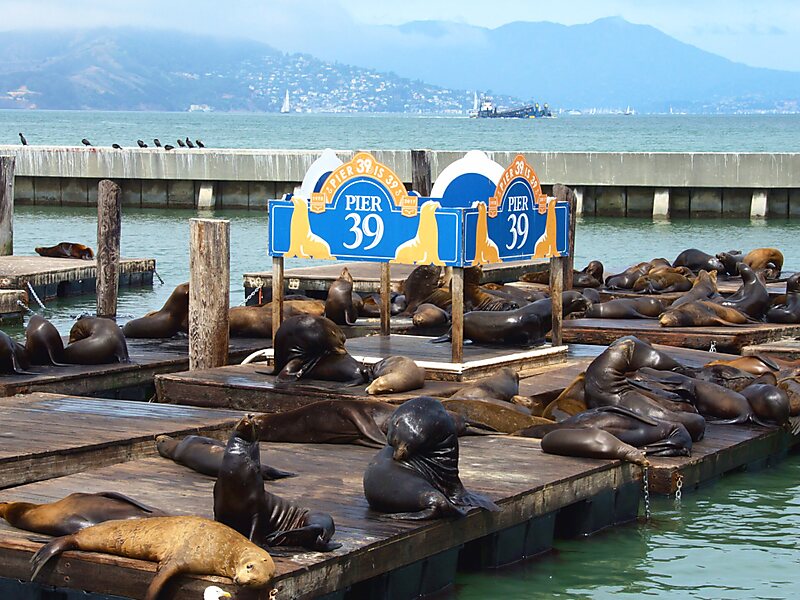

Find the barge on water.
xmin=471 ymin=97 xmax=554 ymax=119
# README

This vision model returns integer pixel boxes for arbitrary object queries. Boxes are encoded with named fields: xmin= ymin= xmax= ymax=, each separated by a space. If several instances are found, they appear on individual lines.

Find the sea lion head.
xmin=787 ymin=272 xmax=800 ymax=294
xmin=155 ymin=435 xmax=176 ymax=457
xmin=584 ymin=260 xmax=604 ymax=280
xmin=562 ymin=290 xmax=593 ymax=315
xmin=339 ymin=267 xmax=353 ymax=284
xmin=659 ymin=307 xmax=689 ymax=327
xmin=233 ymin=414 xmax=258 ymax=443
xmin=706 ymin=255 xmax=725 ymax=272
xmin=233 ymin=548 xmax=276 ymax=587
xmin=387 ymin=396 xmax=456 ymax=461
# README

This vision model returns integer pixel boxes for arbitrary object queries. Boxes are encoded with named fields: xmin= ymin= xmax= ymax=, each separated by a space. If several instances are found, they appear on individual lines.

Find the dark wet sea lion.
xmin=605 ymin=262 xmax=652 ymax=290
xmin=540 ymin=427 xmax=649 ymax=465
xmin=673 ymin=248 xmax=724 ymax=273
xmin=363 ymin=397 xmax=499 ymax=519
xmin=30 ymin=516 xmax=276 ymax=599
xmin=366 ymin=356 xmax=426 ymax=395
xmin=619 ymin=335 xmax=687 ymax=372
xmin=35 ymin=242 xmax=94 ymax=260
xmin=63 ymin=317 xmax=129 ymax=365
xmin=659 ymin=300 xmax=753 ymax=327
xmin=254 ymin=400 xmax=395 ymax=447
xmin=520 ymin=260 xmax=604 ymax=288
xmin=24 ymin=315 xmax=66 ymax=366
xmin=767 ymin=273 xmax=800 ymax=324
xmin=0 ymin=331 xmax=30 ymax=375
xmin=402 ymin=264 xmax=442 ymax=314
xmin=585 ymin=297 xmax=666 ymax=319
xmin=122 ymin=282 xmax=189 ymax=339
xmin=304 ymin=351 xmax=371 ymax=384
xmin=155 ymin=434 xmax=295 ymax=480
xmin=482 ymin=282 xmax=546 ymax=303
xmin=739 ymin=384 xmax=790 ymax=426
xmin=692 ymin=364 xmax=756 ymax=392
xmin=717 ymin=263 xmax=770 ymax=318
xmin=450 ymin=367 xmax=519 ymax=402
xmin=743 ymin=247 xmax=783 ymax=280
xmin=716 ymin=251 xmax=744 ymax=277
xmin=632 ymin=271 xmax=693 ymax=294
xmin=325 ymin=266 xmax=358 ymax=326
xmin=412 ymin=303 xmax=449 ymax=329
xmin=670 ymin=270 xmax=721 ymax=308
xmin=271 ymin=315 xmax=347 ymax=382
xmin=359 ymin=292 xmax=405 ymax=318
xmin=0 ymin=492 xmax=165 ymax=536
xmin=581 ymin=287 xmax=601 ymax=303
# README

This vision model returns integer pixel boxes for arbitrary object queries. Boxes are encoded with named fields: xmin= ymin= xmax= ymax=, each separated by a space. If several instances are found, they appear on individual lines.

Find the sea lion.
xmin=30 ymin=516 xmax=276 ymax=599
xmin=585 ymin=297 xmax=666 ymax=319
xmin=363 ymin=397 xmax=499 ymax=519
xmin=412 ymin=303 xmax=449 ymax=329
xmin=581 ymin=287 xmax=602 ymax=303
xmin=449 ymin=367 xmax=520 ymax=403
xmin=214 ymin=415 xmax=340 ymax=552
xmin=482 ymin=283 xmax=546 ymax=304
xmin=464 ymin=266 xmax=518 ymax=311
xmin=705 ymin=355 xmax=780 ymax=376
xmin=0 ymin=331 xmax=31 ymax=375
xmin=767 ymin=273 xmax=800 ymax=324
xmin=540 ymin=428 xmax=649 ymax=465
xmin=228 ymin=299 xmax=326 ymax=338
xmin=325 ymin=267 xmax=358 ymax=326
xmin=605 ymin=262 xmax=652 ymax=290
xmin=122 ymin=282 xmax=189 ymax=338
xmin=632 ymin=271 xmax=693 ymax=294
xmin=254 ymin=400 xmax=395 ymax=448
xmin=673 ymin=248 xmax=724 ymax=273
xmin=743 ymin=247 xmax=784 ymax=280
xmin=34 ymin=242 xmax=94 ymax=260
xmin=271 ymin=315 xmax=347 ymax=382
xmin=716 ymin=251 xmax=744 ymax=277
xmin=359 ymin=293 xmax=405 ymax=318
xmin=302 ymin=351 xmax=371 ymax=385
xmin=692 ymin=364 xmax=757 ymax=392
xmin=517 ymin=405 xmax=692 ymax=457
xmin=717 ymin=263 xmax=770 ymax=318
xmin=777 ymin=377 xmax=800 ymax=416
xmin=402 ymin=265 xmax=442 ymax=314
xmin=63 ymin=316 xmax=129 ymax=365
xmin=442 ymin=397 xmax=551 ymax=433
xmin=366 ymin=356 xmax=426 ymax=395
xmin=739 ymin=384 xmax=790 ymax=426
xmin=520 ymin=261 xmax=603 ymax=288
xmin=155 ymin=434 xmax=295 ymax=480
xmin=659 ymin=300 xmax=753 ymax=327
xmin=24 ymin=315 xmax=66 ymax=366
xmin=670 ymin=270 xmax=721 ymax=308
xmin=0 ymin=492 xmax=165 ymax=536
xmin=542 ymin=373 xmax=588 ymax=420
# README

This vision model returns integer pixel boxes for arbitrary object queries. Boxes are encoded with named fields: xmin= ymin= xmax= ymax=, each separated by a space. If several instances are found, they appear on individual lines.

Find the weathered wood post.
xmin=271 ymin=256 xmax=284 ymax=345
xmin=380 ymin=262 xmax=391 ymax=336
xmin=553 ymin=184 xmax=576 ymax=290
xmin=451 ymin=267 xmax=465 ymax=363
xmin=0 ymin=155 xmax=15 ymax=256
xmin=550 ymin=256 xmax=565 ymax=346
xmin=189 ymin=218 xmax=230 ymax=370
xmin=96 ymin=179 xmax=122 ymax=318
xmin=411 ymin=149 xmax=432 ymax=196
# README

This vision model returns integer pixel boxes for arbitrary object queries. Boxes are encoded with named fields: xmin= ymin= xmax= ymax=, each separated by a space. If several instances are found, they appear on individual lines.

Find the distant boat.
xmin=468 ymin=91 xmax=479 ymax=117
xmin=624 ymin=105 xmax=635 ymax=116
xmin=280 ymin=90 xmax=290 ymax=114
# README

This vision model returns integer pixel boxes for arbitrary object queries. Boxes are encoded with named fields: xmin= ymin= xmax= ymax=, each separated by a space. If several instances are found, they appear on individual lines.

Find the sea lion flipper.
xmin=460 ymin=491 xmax=500 ymax=513
xmin=96 ymin=491 xmax=160 ymax=514
xmin=350 ymin=412 xmax=388 ymax=447
xmin=386 ymin=507 xmax=442 ymax=520
xmin=145 ymin=560 xmax=183 ymax=600
xmin=431 ymin=330 xmax=452 ymax=343
xmin=30 ymin=535 xmax=78 ymax=581
xmin=595 ymin=405 xmax=661 ymax=426
xmin=260 ymin=464 xmax=297 ymax=480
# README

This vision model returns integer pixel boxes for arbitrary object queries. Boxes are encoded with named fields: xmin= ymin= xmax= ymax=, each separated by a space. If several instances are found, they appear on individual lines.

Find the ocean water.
xmin=2 ymin=111 xmax=800 ymax=599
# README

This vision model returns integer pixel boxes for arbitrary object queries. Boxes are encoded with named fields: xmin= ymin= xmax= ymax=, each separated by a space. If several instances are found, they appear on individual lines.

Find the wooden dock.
xmin=0 ymin=394 xmax=242 ymax=489
xmin=742 ymin=339 xmax=800 ymax=361
xmin=0 ymin=436 xmax=641 ymax=600
xmin=0 ymin=289 xmax=27 ymax=321
xmin=0 ymin=336 xmax=270 ymax=399
xmin=0 ymin=255 xmax=156 ymax=300
xmin=561 ymin=318 xmax=800 ymax=353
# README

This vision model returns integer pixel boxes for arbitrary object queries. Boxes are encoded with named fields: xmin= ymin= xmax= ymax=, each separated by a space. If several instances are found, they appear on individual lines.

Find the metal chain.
xmin=642 ymin=465 xmax=652 ymax=521
xmin=675 ymin=473 xmax=684 ymax=503
xmin=269 ymin=588 xmax=278 ymax=600
xmin=153 ymin=269 xmax=165 ymax=285
xmin=709 ymin=341 xmax=717 ymax=353
xmin=239 ymin=286 xmax=263 ymax=307
xmin=26 ymin=282 xmax=47 ymax=311
xmin=16 ymin=299 xmax=33 ymax=313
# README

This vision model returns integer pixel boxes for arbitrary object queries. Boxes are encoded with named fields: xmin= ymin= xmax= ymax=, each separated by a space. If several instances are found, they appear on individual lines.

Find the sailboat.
xmin=468 ymin=92 xmax=479 ymax=117
xmin=280 ymin=90 xmax=290 ymax=114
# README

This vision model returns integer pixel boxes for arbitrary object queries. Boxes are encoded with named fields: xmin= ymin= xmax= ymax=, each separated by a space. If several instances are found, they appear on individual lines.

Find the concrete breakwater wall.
xmin=2 ymin=146 xmax=800 ymax=217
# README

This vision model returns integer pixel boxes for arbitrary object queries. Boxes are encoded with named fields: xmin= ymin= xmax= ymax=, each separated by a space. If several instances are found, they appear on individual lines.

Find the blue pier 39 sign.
xmin=268 ymin=151 xmax=570 ymax=267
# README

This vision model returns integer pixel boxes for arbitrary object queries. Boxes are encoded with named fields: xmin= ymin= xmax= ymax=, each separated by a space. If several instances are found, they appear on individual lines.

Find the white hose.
xmin=240 ymin=348 xmax=271 ymax=365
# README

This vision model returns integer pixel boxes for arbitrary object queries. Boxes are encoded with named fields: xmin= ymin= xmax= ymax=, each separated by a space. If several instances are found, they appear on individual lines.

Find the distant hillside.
xmin=0 ymin=29 xmax=518 ymax=112
xmin=289 ymin=17 xmax=800 ymax=113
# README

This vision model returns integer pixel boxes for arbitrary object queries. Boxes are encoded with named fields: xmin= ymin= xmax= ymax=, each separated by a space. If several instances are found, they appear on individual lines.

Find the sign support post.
xmin=380 ymin=263 xmax=391 ymax=336
xmin=271 ymin=256 xmax=284 ymax=345
xmin=549 ymin=255 xmax=564 ymax=346
xmin=451 ymin=267 xmax=465 ymax=363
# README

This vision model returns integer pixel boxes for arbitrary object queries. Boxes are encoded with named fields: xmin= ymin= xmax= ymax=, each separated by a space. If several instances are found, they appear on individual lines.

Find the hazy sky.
xmin=1 ymin=0 xmax=798 ymax=71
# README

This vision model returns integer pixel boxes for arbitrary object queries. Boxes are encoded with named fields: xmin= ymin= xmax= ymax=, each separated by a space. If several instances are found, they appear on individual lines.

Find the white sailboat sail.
xmin=280 ymin=90 xmax=290 ymax=113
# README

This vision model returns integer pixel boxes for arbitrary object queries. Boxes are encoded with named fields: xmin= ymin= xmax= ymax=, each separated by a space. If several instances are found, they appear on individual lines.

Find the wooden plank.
xmin=0 ymin=155 xmax=13 ymax=256
xmin=0 ymin=436 xmax=639 ymax=600
xmin=0 ymin=393 xmax=242 ymax=488
xmin=742 ymin=339 xmax=800 ymax=360
xmin=96 ymin=179 xmax=121 ymax=319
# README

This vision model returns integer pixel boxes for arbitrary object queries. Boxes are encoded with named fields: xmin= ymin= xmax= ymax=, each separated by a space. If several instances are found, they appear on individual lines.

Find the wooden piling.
xmin=550 ymin=256 xmax=564 ymax=346
xmin=451 ymin=267 xmax=464 ymax=363
xmin=380 ymin=262 xmax=391 ymax=336
xmin=96 ymin=180 xmax=121 ymax=318
xmin=0 ymin=156 xmax=14 ymax=256
xmin=411 ymin=149 xmax=432 ymax=195
xmin=554 ymin=184 xmax=576 ymax=290
xmin=271 ymin=256 xmax=284 ymax=345
xmin=189 ymin=218 xmax=230 ymax=371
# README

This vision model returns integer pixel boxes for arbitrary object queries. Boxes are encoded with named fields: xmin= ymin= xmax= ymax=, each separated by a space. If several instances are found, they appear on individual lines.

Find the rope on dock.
xmin=153 ymin=269 xmax=165 ymax=285
xmin=26 ymin=282 xmax=47 ymax=311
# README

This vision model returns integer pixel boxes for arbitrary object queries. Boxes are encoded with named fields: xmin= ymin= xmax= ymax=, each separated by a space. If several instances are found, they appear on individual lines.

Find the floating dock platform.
xmin=742 ymin=338 xmax=800 ymax=361
xmin=0 ymin=289 xmax=27 ymax=321
xmin=0 ymin=255 xmax=156 ymax=300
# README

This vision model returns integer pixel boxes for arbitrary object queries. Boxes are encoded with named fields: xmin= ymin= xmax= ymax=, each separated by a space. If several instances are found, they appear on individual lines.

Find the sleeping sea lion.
xmin=739 ymin=384 xmax=790 ymax=426
xmin=412 ymin=303 xmax=449 ymax=329
xmin=605 ymin=262 xmax=652 ymax=290
xmin=304 ymin=351 xmax=371 ymax=385
xmin=155 ymin=434 xmax=295 ymax=480
xmin=34 ymin=242 xmax=94 ymax=260
xmin=122 ymin=282 xmax=189 ymax=338
xmin=632 ymin=271 xmax=693 ymax=294
xmin=767 ymin=273 xmax=800 ymax=324
xmin=0 ymin=492 xmax=166 ymax=536
xmin=743 ymin=247 xmax=783 ymax=280
xmin=325 ymin=267 xmax=358 ymax=326
xmin=449 ymin=367 xmax=520 ymax=404
xmin=271 ymin=315 xmax=347 ymax=382
xmin=402 ymin=264 xmax=442 ymax=314
xmin=585 ymin=297 xmax=666 ymax=319
xmin=705 ymin=355 xmax=780 ymax=376
xmin=540 ymin=428 xmax=649 ymax=466
xmin=717 ymin=263 xmax=770 ymax=318
xmin=520 ymin=261 xmax=604 ymax=288
xmin=659 ymin=300 xmax=753 ymax=327
xmin=24 ymin=315 xmax=66 ymax=366
xmin=670 ymin=270 xmax=721 ymax=308
xmin=30 ymin=516 xmax=276 ymax=599
xmin=465 ymin=266 xmax=518 ymax=311
xmin=63 ymin=316 xmax=129 ymax=365
xmin=366 ymin=356 xmax=426 ymax=395
xmin=673 ymin=249 xmax=724 ymax=273
xmin=442 ymin=397 xmax=552 ymax=433
xmin=363 ymin=397 xmax=499 ymax=519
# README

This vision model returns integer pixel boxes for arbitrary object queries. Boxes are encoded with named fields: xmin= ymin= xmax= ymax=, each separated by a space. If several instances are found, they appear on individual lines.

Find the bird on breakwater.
xmin=176 ymin=139 xmax=186 ymax=147
xmin=18 ymin=133 xmax=28 ymax=145
xmin=196 ymin=139 xmax=205 ymax=148
xmin=112 ymin=143 xmax=122 ymax=149
xmin=153 ymin=138 xmax=162 ymax=148
xmin=185 ymin=138 xmax=195 ymax=148
xmin=81 ymin=139 xmax=92 ymax=146
xmin=137 ymin=140 xmax=148 ymax=148
xmin=164 ymin=144 xmax=174 ymax=151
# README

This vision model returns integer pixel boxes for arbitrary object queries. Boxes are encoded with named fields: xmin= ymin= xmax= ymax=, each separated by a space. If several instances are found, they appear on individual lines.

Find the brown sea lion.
xmin=63 ymin=316 xmax=129 ymax=365
xmin=706 ymin=355 xmax=780 ymax=376
xmin=605 ymin=262 xmax=653 ymax=290
xmin=767 ymin=273 xmax=800 ymax=323
xmin=30 ymin=516 xmax=276 ymax=599
xmin=412 ymin=303 xmax=449 ymax=329
xmin=482 ymin=283 xmax=546 ymax=303
xmin=366 ymin=356 xmax=426 ymax=395
xmin=465 ymin=265 xmax=518 ymax=311
xmin=743 ymin=247 xmax=783 ymax=280
xmin=717 ymin=263 xmax=770 ymax=318
xmin=359 ymin=293 xmax=406 ymax=318
xmin=777 ymin=377 xmax=800 ymax=416
xmin=442 ymin=397 xmax=551 ymax=433
xmin=325 ymin=267 xmax=358 ymax=326
xmin=363 ymin=397 xmax=499 ymax=519
xmin=402 ymin=264 xmax=442 ymax=314
xmin=585 ymin=297 xmax=666 ymax=319
xmin=0 ymin=492 xmax=165 ymax=537
xmin=739 ymin=384 xmax=790 ymax=426
xmin=34 ymin=242 xmax=94 ymax=260
xmin=24 ymin=315 xmax=66 ymax=366
xmin=521 ymin=261 xmax=604 ymax=288
xmin=229 ymin=299 xmax=326 ymax=338
xmin=450 ymin=367 xmax=519 ymax=402
xmin=155 ymin=434 xmax=295 ymax=480
xmin=659 ymin=300 xmax=753 ymax=327
xmin=123 ymin=282 xmax=189 ymax=338
xmin=670 ymin=270 xmax=721 ymax=308
xmin=632 ymin=271 xmax=693 ymax=294
xmin=542 ymin=373 xmax=588 ymax=420
xmin=270 ymin=315 xmax=347 ymax=382
xmin=540 ymin=427 xmax=649 ymax=466
xmin=673 ymin=249 xmax=724 ymax=273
